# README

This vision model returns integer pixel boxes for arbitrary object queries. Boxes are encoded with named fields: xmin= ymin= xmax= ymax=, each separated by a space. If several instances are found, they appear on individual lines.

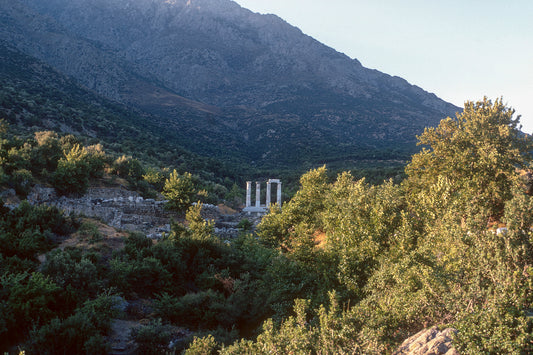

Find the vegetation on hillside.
xmin=1 ymin=98 xmax=532 ymax=354
xmin=0 ymin=42 xmax=409 ymax=190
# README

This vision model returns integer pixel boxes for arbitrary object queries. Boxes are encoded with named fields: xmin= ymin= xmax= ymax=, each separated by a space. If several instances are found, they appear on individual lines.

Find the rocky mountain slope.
xmin=0 ymin=0 xmax=460 ymax=169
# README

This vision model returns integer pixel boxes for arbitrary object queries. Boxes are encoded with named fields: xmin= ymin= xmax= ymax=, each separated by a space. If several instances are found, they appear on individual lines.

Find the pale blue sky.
xmin=234 ymin=0 xmax=533 ymax=133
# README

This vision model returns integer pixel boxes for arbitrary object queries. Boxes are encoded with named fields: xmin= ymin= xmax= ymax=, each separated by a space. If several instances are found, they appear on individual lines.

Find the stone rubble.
xmin=25 ymin=185 xmax=253 ymax=239
xmin=393 ymin=326 xmax=459 ymax=355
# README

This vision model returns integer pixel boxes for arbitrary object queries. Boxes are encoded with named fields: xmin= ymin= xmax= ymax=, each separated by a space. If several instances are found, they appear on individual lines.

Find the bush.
xmin=184 ymin=334 xmax=218 ymax=355
xmin=155 ymin=290 xmax=227 ymax=329
xmin=112 ymin=155 xmax=144 ymax=181
xmin=27 ymin=291 xmax=121 ymax=354
xmin=77 ymin=221 xmax=103 ymax=243
xmin=41 ymin=248 xmax=102 ymax=299
xmin=124 ymin=231 xmax=153 ymax=258
xmin=109 ymin=256 xmax=172 ymax=297
xmin=163 ymin=170 xmax=196 ymax=213
xmin=0 ymin=201 xmax=73 ymax=259
xmin=8 ymin=168 xmax=34 ymax=196
xmin=0 ymin=272 xmax=63 ymax=348
xmin=131 ymin=318 xmax=175 ymax=355
xmin=31 ymin=131 xmax=62 ymax=176
xmin=53 ymin=146 xmax=90 ymax=196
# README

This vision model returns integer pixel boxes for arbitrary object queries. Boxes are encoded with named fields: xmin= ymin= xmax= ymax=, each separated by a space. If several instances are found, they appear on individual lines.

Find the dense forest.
xmin=1 ymin=98 xmax=532 ymax=354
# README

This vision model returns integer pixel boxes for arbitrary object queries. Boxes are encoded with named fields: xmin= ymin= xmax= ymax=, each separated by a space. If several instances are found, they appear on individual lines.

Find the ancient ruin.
xmin=243 ymin=179 xmax=282 ymax=214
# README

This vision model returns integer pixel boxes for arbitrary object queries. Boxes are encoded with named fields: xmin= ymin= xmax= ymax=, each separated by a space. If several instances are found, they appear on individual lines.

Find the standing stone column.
xmin=266 ymin=181 xmax=271 ymax=206
xmin=255 ymin=182 xmax=261 ymax=208
xmin=276 ymin=181 xmax=282 ymax=206
xmin=245 ymin=181 xmax=252 ymax=208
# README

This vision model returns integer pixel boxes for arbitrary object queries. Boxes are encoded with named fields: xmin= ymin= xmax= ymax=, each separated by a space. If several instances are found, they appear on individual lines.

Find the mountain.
xmin=0 ymin=0 xmax=459 ymax=171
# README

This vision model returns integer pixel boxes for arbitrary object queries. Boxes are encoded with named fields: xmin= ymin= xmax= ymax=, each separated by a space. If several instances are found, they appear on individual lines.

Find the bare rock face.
xmin=393 ymin=326 xmax=459 ymax=355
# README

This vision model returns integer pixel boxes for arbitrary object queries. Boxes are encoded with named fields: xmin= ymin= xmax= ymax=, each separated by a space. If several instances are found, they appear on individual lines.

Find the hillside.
xmin=0 ymin=42 xmax=241 ymax=183
xmin=1 ymin=98 xmax=531 ymax=354
xmin=0 ymin=0 xmax=460 ymax=170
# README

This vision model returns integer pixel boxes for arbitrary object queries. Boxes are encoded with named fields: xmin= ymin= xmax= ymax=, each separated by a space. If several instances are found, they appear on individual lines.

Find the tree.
xmin=162 ymin=170 xmax=196 ymax=213
xmin=257 ymin=166 xmax=329 ymax=252
xmin=31 ymin=131 xmax=62 ymax=175
xmin=53 ymin=144 xmax=91 ymax=196
xmin=405 ymin=97 xmax=533 ymax=220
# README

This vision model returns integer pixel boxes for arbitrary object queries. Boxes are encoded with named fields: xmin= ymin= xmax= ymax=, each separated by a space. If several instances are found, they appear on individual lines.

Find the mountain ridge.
xmin=0 ymin=0 xmax=460 ymax=170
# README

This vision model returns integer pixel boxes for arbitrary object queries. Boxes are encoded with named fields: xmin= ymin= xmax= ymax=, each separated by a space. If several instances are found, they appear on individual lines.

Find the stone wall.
xmin=28 ymin=186 xmax=172 ymax=236
xmin=26 ymin=185 xmax=247 ymax=239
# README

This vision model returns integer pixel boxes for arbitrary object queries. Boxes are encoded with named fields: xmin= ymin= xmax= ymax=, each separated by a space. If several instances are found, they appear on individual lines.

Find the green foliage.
xmin=8 ymin=168 xmax=34 ymax=196
xmin=0 ymin=272 xmax=63 ymax=348
xmin=257 ymin=165 xmax=329 ymax=251
xmin=31 ymin=130 xmax=62 ymax=176
xmin=142 ymin=167 xmax=165 ymax=190
xmin=0 ymin=123 xmax=110 ymax=198
xmin=405 ymin=97 xmax=533 ymax=219
xmin=222 ymin=99 xmax=533 ymax=353
xmin=163 ymin=169 xmax=196 ymax=212
xmin=186 ymin=203 xmax=215 ymax=241
xmin=131 ymin=318 xmax=176 ymax=355
xmin=27 ymin=291 xmax=121 ymax=354
xmin=109 ymin=256 xmax=172 ymax=298
xmin=84 ymin=143 xmax=107 ymax=178
xmin=322 ymin=173 xmax=404 ymax=296
xmin=237 ymin=218 xmax=252 ymax=231
xmin=184 ymin=334 xmax=218 ymax=355
xmin=220 ymin=292 xmax=360 ymax=354
xmin=41 ymin=248 xmax=102 ymax=300
xmin=155 ymin=290 xmax=227 ymax=329
xmin=0 ymin=201 xmax=72 ymax=260
xmin=124 ymin=231 xmax=153 ymax=257
xmin=112 ymin=155 xmax=144 ymax=181
xmin=53 ymin=144 xmax=91 ymax=195
xmin=77 ymin=221 xmax=103 ymax=243
xmin=224 ymin=183 xmax=243 ymax=209
xmin=2 ymin=96 xmax=532 ymax=353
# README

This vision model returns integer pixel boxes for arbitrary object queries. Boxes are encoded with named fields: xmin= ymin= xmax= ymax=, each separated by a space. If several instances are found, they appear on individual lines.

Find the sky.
xmin=234 ymin=0 xmax=533 ymax=133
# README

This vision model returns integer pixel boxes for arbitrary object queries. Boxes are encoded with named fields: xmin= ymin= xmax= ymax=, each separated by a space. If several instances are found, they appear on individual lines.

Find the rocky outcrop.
xmin=393 ymin=326 xmax=459 ymax=355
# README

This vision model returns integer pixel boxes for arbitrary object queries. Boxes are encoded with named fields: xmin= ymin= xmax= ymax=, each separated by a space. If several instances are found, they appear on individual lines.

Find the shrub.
xmin=124 ymin=231 xmax=153 ymax=258
xmin=184 ymin=334 xmax=218 ymax=355
xmin=8 ymin=168 xmax=34 ymax=196
xmin=27 ymin=291 xmax=121 ymax=354
xmin=41 ymin=248 xmax=101 ymax=299
xmin=162 ymin=170 xmax=196 ymax=213
xmin=53 ymin=145 xmax=90 ymax=196
xmin=0 ymin=272 xmax=63 ymax=348
xmin=155 ymin=290 xmax=227 ymax=329
xmin=131 ymin=318 xmax=175 ymax=355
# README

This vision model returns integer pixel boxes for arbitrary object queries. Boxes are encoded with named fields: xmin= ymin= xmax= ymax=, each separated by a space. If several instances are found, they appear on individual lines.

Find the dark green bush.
xmin=27 ymin=291 xmax=121 ymax=354
xmin=41 ymin=248 xmax=102 ymax=299
xmin=155 ymin=290 xmax=227 ymax=329
xmin=131 ymin=318 xmax=175 ymax=355
xmin=109 ymin=256 xmax=172 ymax=297
xmin=8 ymin=168 xmax=34 ymax=196
xmin=0 ymin=272 xmax=63 ymax=349
xmin=124 ymin=231 xmax=153 ymax=257
xmin=0 ymin=201 xmax=73 ymax=260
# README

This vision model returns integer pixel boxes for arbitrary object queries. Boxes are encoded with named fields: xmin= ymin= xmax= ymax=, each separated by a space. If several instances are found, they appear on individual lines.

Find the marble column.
xmin=255 ymin=182 xmax=261 ymax=207
xmin=266 ymin=181 xmax=271 ymax=206
xmin=245 ymin=181 xmax=251 ymax=207
xmin=276 ymin=181 xmax=282 ymax=206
